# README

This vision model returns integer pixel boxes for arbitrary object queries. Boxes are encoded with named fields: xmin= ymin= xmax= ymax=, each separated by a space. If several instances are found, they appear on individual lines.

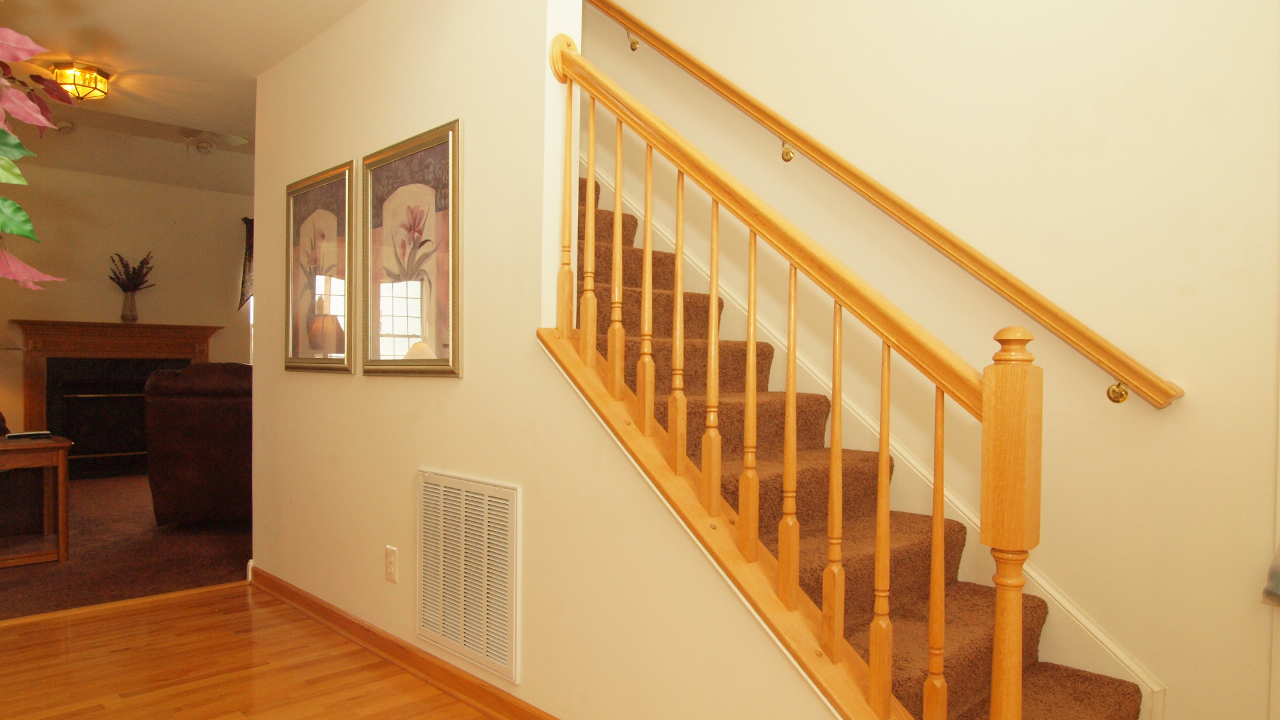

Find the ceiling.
xmin=0 ymin=0 xmax=371 ymax=143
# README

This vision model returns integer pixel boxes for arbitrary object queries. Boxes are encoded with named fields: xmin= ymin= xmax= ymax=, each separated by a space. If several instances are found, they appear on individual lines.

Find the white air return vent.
xmin=418 ymin=471 xmax=517 ymax=681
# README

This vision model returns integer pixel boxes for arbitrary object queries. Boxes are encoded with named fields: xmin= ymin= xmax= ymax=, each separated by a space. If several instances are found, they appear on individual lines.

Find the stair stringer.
xmin=582 ymin=156 xmax=1169 ymax=720
xmin=537 ymin=328 xmax=910 ymax=720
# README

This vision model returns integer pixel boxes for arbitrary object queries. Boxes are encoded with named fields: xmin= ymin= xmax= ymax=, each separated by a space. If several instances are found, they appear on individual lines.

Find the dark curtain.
xmin=239 ymin=217 xmax=254 ymax=309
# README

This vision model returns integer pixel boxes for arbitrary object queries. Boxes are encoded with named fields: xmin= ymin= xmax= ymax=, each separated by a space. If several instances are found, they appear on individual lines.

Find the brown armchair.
xmin=145 ymin=363 xmax=251 ymax=525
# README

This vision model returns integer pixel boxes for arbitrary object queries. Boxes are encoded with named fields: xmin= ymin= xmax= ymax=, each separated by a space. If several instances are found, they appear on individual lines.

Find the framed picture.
xmin=362 ymin=120 xmax=461 ymax=376
xmin=285 ymin=161 xmax=354 ymax=372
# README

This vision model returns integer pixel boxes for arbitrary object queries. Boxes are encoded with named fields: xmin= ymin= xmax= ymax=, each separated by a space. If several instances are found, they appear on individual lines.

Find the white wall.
xmin=582 ymin=2 xmax=1279 ymax=719
xmin=0 ymin=164 xmax=253 ymax=431
xmin=251 ymin=1 xmax=839 ymax=718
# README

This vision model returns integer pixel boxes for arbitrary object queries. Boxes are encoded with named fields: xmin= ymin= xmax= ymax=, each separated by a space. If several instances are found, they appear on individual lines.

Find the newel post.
xmin=550 ymin=34 xmax=577 ymax=337
xmin=980 ymin=327 xmax=1042 ymax=720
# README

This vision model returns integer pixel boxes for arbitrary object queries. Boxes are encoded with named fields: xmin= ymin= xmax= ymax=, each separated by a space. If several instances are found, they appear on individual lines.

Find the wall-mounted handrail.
xmin=551 ymin=36 xmax=985 ymax=419
xmin=585 ymin=0 xmax=1183 ymax=409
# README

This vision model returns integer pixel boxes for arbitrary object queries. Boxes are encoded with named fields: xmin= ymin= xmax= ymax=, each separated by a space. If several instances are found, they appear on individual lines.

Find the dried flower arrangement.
xmin=109 ymin=252 xmax=156 ymax=292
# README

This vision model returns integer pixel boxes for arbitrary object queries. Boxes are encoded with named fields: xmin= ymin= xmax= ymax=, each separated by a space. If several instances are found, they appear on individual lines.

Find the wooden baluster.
xmin=777 ymin=265 xmax=800 ymax=609
xmin=923 ymin=387 xmax=947 ymax=720
xmin=700 ymin=201 xmax=722 ymax=515
xmin=634 ymin=145 xmax=657 ymax=434
xmin=982 ymin=327 xmax=1042 ymax=720
xmin=821 ymin=301 xmax=844 ymax=658
xmin=578 ymin=98 xmax=598 ymax=367
xmin=667 ymin=172 xmax=687 ymax=473
xmin=556 ymin=81 xmax=574 ymax=337
xmin=737 ymin=232 xmax=759 ymax=561
xmin=868 ymin=342 xmax=893 ymax=719
xmin=606 ymin=119 xmax=625 ymax=398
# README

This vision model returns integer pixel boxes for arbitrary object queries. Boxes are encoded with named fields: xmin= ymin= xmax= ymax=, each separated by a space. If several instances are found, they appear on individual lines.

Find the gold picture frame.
xmin=361 ymin=120 xmax=461 ymax=376
xmin=285 ymin=161 xmax=355 ymax=372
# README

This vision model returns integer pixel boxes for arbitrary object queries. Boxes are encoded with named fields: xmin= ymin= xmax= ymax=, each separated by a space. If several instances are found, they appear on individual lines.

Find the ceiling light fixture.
xmin=51 ymin=63 xmax=109 ymax=100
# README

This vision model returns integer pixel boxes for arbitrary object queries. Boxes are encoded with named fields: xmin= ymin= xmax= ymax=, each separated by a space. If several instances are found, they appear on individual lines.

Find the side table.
xmin=0 ymin=436 xmax=73 ymax=568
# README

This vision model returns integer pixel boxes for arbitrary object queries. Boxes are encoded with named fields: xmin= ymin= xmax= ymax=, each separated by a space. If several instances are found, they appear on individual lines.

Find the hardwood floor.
xmin=0 ymin=582 xmax=490 ymax=719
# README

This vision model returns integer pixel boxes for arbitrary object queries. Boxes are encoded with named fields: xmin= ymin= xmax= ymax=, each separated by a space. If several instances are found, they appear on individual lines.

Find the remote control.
xmin=5 ymin=431 xmax=53 ymax=440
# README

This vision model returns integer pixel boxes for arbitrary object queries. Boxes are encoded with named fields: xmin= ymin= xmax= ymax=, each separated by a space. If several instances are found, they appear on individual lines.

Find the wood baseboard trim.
xmin=251 ymin=568 xmax=559 ymax=720
xmin=0 ymin=580 xmax=249 ymax=629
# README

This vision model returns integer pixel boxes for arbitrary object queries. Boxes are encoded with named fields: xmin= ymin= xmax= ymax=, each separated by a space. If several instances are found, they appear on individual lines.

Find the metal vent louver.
xmin=418 ymin=471 xmax=517 ymax=681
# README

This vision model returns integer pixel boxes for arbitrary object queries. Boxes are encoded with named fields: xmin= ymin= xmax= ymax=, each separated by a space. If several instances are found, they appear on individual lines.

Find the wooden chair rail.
xmin=582 ymin=0 xmax=1182 ymax=409
xmin=552 ymin=36 xmax=985 ymax=420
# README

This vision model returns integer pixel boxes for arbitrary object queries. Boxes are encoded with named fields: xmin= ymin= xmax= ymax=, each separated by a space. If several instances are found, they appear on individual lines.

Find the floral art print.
xmin=286 ymin=163 xmax=352 ymax=371
xmin=363 ymin=122 xmax=459 ymax=376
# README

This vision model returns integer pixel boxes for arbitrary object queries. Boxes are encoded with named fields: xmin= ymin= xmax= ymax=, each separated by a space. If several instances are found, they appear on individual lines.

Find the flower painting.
xmin=286 ymin=162 xmax=352 ymax=372
xmin=363 ymin=121 xmax=460 ymax=376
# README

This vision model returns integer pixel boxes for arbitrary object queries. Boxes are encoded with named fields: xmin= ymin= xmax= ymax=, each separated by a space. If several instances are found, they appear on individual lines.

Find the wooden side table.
xmin=0 ymin=436 xmax=72 ymax=568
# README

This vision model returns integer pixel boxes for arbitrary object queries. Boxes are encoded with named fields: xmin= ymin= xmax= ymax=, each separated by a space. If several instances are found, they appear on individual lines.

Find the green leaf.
xmin=0 ymin=197 xmax=37 ymax=241
xmin=0 ymin=129 xmax=34 ymax=162
xmin=0 ymin=157 xmax=28 ymax=185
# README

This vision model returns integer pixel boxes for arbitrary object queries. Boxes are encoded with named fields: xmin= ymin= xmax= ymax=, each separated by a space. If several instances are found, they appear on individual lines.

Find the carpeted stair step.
xmin=595 ymin=336 xmax=773 ymax=396
xmin=847 ymin=582 xmax=1049 ymax=720
xmin=578 ymin=231 xmax=676 ymax=291
xmin=955 ymin=662 xmax=1143 ymax=720
xmin=656 ymin=391 xmax=831 ymax=459
xmin=721 ymin=448 xmax=881 ymax=537
xmin=578 ymin=177 xmax=600 ymax=206
xmin=577 ymin=205 xmax=640 ymax=250
xmin=797 ymin=511 xmax=967 ymax=629
xmin=592 ymin=283 xmax=723 ymax=340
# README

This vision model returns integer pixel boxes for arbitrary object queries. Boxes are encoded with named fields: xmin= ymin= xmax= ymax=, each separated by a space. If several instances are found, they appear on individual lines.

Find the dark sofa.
xmin=145 ymin=363 xmax=252 ymax=525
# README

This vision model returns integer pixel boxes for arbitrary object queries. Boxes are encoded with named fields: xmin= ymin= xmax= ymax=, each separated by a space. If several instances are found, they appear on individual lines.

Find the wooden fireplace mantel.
xmin=10 ymin=320 xmax=222 ymax=431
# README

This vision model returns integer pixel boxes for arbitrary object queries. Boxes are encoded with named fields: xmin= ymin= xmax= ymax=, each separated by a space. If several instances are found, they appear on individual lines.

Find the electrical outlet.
xmin=384 ymin=545 xmax=398 ymax=583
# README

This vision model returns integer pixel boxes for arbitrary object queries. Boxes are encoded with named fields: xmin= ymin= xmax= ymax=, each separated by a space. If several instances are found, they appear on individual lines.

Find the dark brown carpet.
xmin=577 ymin=178 xmax=1142 ymax=720
xmin=0 ymin=475 xmax=251 ymax=620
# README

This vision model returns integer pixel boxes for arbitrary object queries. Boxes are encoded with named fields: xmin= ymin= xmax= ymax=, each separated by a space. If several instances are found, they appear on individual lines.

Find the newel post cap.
xmin=550 ymin=34 xmax=578 ymax=84
xmin=992 ymin=326 xmax=1034 ymax=364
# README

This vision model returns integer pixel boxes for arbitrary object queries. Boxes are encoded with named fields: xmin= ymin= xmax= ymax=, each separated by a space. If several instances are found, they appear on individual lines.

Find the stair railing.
xmin=550 ymin=35 xmax=1041 ymax=720
xmin=584 ymin=0 xmax=1181 ymax=411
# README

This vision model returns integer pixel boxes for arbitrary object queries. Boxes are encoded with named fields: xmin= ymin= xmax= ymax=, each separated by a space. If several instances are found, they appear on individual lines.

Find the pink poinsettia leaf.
xmin=0 ymin=247 xmax=63 ymax=290
xmin=0 ymin=29 xmax=46 ymax=64
xmin=29 ymin=75 xmax=72 ymax=104
xmin=27 ymin=90 xmax=50 ymax=125
xmin=0 ymin=85 xmax=52 ymax=128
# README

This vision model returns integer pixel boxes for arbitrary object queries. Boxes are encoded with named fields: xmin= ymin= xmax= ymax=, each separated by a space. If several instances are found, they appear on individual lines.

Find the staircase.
xmin=544 ymin=34 xmax=1151 ymax=720
xmin=569 ymin=179 xmax=1141 ymax=720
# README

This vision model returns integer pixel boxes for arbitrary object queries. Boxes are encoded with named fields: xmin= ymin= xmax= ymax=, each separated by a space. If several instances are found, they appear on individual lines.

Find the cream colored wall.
xmin=10 ymin=119 xmax=255 ymax=196
xmin=0 ymin=164 xmax=252 ymax=431
xmin=582 ymin=2 xmax=1279 ymax=719
xmin=251 ymin=1 xmax=839 ymax=718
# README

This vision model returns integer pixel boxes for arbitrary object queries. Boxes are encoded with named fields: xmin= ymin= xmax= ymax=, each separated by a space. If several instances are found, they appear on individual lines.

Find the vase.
xmin=121 ymin=291 xmax=138 ymax=323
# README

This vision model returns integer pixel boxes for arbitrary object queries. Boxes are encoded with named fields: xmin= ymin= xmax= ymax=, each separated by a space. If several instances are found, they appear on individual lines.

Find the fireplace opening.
xmin=46 ymin=358 xmax=191 ymax=479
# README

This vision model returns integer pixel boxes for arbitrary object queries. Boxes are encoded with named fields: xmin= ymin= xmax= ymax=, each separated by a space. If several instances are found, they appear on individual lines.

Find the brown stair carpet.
xmin=576 ymin=178 xmax=1140 ymax=720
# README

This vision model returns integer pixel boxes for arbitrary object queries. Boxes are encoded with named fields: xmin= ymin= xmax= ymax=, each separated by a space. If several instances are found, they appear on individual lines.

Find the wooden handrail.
xmin=584 ymin=0 xmax=1183 ymax=410
xmin=551 ymin=36 xmax=985 ymax=419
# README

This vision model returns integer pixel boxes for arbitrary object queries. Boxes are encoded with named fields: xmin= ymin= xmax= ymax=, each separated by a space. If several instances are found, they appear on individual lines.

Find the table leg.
xmin=57 ymin=450 xmax=68 ymax=562
xmin=43 ymin=466 xmax=56 ymax=535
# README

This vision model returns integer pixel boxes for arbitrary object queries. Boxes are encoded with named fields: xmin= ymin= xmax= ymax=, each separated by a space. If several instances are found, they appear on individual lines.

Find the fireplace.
xmin=46 ymin=358 xmax=191 ymax=478
xmin=10 ymin=321 xmax=223 ymax=479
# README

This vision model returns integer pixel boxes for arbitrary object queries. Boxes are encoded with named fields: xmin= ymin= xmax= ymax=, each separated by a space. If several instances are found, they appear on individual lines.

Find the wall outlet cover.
xmin=385 ymin=545 xmax=398 ymax=583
